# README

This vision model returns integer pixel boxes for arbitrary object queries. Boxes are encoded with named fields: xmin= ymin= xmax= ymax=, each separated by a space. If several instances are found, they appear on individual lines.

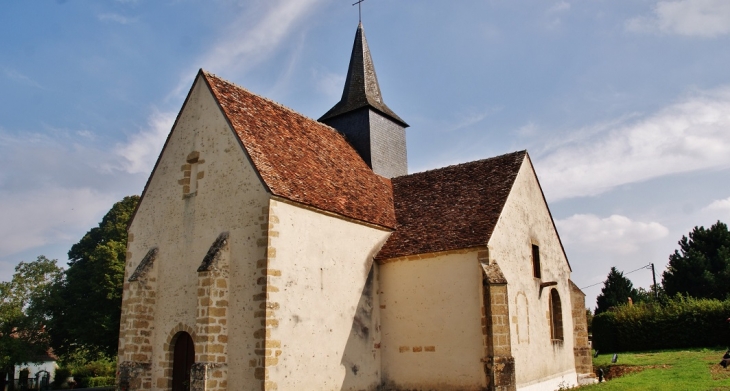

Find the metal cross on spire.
xmin=353 ymin=0 xmax=365 ymax=22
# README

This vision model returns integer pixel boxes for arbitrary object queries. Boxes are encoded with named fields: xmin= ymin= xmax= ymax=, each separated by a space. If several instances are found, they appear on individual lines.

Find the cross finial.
xmin=353 ymin=0 xmax=365 ymax=23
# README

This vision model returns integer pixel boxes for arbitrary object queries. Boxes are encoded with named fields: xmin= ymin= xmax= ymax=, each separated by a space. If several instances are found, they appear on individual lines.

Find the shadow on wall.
xmin=340 ymin=266 xmax=380 ymax=391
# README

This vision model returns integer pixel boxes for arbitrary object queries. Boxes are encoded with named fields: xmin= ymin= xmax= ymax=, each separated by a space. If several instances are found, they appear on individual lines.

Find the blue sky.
xmin=2 ymin=0 xmax=730 ymax=309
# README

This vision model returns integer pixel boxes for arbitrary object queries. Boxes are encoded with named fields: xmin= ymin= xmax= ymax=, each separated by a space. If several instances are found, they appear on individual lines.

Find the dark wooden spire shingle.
xmin=319 ymin=23 xmax=407 ymax=127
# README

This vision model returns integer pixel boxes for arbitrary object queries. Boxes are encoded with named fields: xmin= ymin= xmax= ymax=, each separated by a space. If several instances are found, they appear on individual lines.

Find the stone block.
xmin=255 ymin=368 xmax=268 ymax=380
xmin=209 ymin=344 xmax=225 ymax=353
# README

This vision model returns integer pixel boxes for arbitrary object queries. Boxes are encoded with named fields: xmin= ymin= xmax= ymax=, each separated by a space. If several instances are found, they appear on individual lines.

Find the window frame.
xmin=531 ymin=244 xmax=541 ymax=279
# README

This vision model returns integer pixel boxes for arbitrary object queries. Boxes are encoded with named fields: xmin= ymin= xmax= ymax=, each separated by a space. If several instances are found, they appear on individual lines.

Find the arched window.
xmin=550 ymin=289 xmax=563 ymax=342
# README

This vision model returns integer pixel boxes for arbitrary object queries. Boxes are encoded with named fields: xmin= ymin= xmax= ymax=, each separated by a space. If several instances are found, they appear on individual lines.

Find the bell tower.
xmin=319 ymin=23 xmax=409 ymax=178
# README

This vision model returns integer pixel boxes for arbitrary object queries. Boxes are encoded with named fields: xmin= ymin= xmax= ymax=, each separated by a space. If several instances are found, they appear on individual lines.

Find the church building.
xmin=117 ymin=22 xmax=592 ymax=391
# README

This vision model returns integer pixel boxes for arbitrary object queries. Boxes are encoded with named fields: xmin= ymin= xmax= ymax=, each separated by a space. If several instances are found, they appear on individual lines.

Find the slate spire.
xmin=319 ymin=23 xmax=409 ymax=178
xmin=320 ymin=23 xmax=407 ymax=127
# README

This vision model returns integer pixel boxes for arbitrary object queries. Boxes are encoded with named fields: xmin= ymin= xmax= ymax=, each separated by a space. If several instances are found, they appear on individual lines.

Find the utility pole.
xmin=651 ymin=263 xmax=658 ymax=299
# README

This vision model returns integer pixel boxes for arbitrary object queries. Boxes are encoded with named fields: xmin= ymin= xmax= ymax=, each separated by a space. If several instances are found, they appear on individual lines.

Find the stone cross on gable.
xmin=353 ymin=0 xmax=365 ymax=22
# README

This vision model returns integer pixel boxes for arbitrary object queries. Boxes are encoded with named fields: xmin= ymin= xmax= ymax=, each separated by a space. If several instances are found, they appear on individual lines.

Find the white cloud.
xmin=98 ymin=13 xmax=135 ymax=24
xmin=114 ymin=109 xmax=175 ymax=174
xmin=314 ymin=70 xmax=345 ymax=100
xmin=447 ymin=107 xmax=501 ymax=133
xmin=0 ymin=187 xmax=115 ymax=257
xmin=704 ymin=196 xmax=730 ymax=213
xmin=0 ymin=130 xmax=129 ymax=260
xmin=626 ymin=0 xmax=730 ymax=37
xmin=556 ymin=214 xmax=669 ymax=254
xmin=3 ymin=68 xmax=43 ymax=89
xmin=536 ymin=86 xmax=730 ymax=200
xmin=548 ymin=1 xmax=570 ymax=14
xmin=168 ymin=0 xmax=325 ymax=100
xmin=516 ymin=121 xmax=539 ymax=137
xmin=545 ymin=1 xmax=570 ymax=29
xmin=201 ymin=0 xmax=323 ymax=75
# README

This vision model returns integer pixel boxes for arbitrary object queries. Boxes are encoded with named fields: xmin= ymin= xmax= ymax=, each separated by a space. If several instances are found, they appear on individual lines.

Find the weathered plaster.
xmin=379 ymin=252 xmax=486 ymax=391
xmin=121 ymin=73 xmax=271 ymax=390
xmin=263 ymin=199 xmax=391 ymax=391
xmin=487 ymin=156 xmax=578 ymax=390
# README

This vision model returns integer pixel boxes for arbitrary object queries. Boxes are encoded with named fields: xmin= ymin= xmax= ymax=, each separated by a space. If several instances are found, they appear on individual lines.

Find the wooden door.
xmin=172 ymin=332 xmax=195 ymax=391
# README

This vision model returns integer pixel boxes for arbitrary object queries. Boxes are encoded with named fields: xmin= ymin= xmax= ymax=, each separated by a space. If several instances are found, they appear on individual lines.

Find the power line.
xmin=580 ymin=264 xmax=653 ymax=290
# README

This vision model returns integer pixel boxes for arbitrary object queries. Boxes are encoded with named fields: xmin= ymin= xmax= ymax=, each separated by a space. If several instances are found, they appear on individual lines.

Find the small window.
xmin=550 ymin=289 xmax=564 ymax=341
xmin=532 ymin=244 xmax=541 ymax=278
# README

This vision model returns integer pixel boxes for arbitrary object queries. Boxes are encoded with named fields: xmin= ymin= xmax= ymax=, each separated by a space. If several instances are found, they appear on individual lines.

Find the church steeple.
xmin=319 ymin=23 xmax=409 ymax=178
xmin=320 ymin=23 xmax=407 ymax=127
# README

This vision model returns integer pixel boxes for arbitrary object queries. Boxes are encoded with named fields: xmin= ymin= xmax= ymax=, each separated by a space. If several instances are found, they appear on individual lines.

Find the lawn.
xmin=581 ymin=348 xmax=730 ymax=390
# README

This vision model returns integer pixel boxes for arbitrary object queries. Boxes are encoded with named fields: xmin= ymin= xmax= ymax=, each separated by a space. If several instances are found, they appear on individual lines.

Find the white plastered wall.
xmin=124 ymin=74 xmax=270 ymax=390
xmin=379 ymin=252 xmax=486 ymax=391
xmin=487 ymin=156 xmax=577 ymax=390
xmin=265 ymin=200 xmax=391 ymax=391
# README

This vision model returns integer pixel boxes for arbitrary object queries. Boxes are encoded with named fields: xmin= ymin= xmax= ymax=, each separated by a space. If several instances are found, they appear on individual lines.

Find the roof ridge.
xmin=404 ymin=150 xmax=527 ymax=177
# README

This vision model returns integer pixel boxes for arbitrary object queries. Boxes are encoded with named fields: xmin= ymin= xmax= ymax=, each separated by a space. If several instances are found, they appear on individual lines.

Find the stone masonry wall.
xmin=569 ymin=280 xmax=592 ymax=375
xmin=251 ymin=204 xmax=281 ymax=391
xmin=118 ymin=245 xmax=158 ymax=391
xmin=192 ymin=233 xmax=231 ymax=391
xmin=481 ymin=261 xmax=516 ymax=391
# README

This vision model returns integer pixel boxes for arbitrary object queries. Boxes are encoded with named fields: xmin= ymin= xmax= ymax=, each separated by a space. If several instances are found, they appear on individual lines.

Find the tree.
xmin=662 ymin=221 xmax=730 ymax=300
xmin=595 ymin=267 xmax=638 ymax=315
xmin=0 ymin=256 xmax=62 ymax=390
xmin=46 ymin=195 xmax=139 ymax=358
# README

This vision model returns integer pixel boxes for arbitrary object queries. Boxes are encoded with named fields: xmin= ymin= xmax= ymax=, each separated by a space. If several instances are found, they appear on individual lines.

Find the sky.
xmin=2 ymin=0 xmax=730 ymax=309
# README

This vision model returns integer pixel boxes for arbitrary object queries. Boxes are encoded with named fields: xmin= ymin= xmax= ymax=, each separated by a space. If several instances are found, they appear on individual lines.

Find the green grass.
xmin=581 ymin=348 xmax=730 ymax=390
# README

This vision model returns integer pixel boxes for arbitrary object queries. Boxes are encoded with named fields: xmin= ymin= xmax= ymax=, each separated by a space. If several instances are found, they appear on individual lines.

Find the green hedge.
xmin=87 ymin=376 xmax=116 ymax=387
xmin=66 ymin=358 xmax=117 ymax=388
xmin=593 ymin=295 xmax=730 ymax=352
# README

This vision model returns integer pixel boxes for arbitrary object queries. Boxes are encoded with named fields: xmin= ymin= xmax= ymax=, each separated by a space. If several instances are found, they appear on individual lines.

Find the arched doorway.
xmin=171 ymin=332 xmax=195 ymax=391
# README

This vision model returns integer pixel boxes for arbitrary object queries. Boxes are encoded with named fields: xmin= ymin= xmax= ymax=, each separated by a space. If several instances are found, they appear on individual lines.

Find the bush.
xmin=87 ymin=376 xmax=116 ymax=387
xmin=593 ymin=294 xmax=730 ymax=352
xmin=53 ymin=367 xmax=72 ymax=389
xmin=68 ymin=358 xmax=116 ymax=388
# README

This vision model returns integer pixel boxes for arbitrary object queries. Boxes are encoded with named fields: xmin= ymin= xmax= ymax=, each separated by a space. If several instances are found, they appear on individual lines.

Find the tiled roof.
xmin=202 ymin=71 xmax=396 ymax=229
xmin=375 ymin=151 xmax=527 ymax=260
xmin=319 ymin=23 xmax=407 ymax=127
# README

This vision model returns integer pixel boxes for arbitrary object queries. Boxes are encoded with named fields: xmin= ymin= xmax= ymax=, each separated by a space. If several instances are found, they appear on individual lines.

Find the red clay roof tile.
xmin=202 ymin=71 xmax=396 ymax=229
xmin=375 ymin=151 xmax=526 ymax=260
